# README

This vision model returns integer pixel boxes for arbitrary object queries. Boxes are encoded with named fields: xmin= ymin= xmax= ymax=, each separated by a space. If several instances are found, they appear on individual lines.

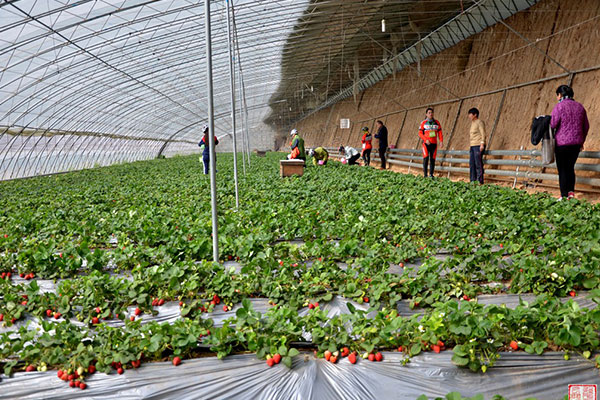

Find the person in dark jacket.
xmin=198 ymin=125 xmax=219 ymax=175
xmin=550 ymin=85 xmax=589 ymax=200
xmin=375 ymin=120 xmax=388 ymax=169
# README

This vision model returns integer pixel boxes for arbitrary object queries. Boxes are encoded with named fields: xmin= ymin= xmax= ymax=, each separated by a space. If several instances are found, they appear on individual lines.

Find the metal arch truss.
xmin=0 ymin=0 xmax=541 ymax=180
xmin=291 ymin=0 xmax=540 ymax=125
xmin=0 ymin=0 xmax=308 ymax=179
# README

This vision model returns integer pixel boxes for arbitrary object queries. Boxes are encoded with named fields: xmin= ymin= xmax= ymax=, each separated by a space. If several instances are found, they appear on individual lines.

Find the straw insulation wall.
xmin=292 ymin=0 xmax=600 ymax=155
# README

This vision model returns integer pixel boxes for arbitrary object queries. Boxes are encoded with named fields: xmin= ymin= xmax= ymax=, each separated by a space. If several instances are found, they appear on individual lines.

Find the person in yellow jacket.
xmin=308 ymin=147 xmax=329 ymax=166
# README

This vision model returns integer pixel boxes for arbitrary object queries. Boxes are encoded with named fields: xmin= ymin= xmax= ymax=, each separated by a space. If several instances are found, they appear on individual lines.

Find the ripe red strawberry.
xmin=158 ymin=299 xmax=165 ymax=306
xmin=88 ymin=365 xmax=96 ymax=374
xmin=266 ymin=358 xmax=275 ymax=367
xmin=308 ymin=303 xmax=314 ymax=310
xmin=509 ymin=340 xmax=519 ymax=351
xmin=222 ymin=305 xmax=228 ymax=312
xmin=179 ymin=301 xmax=183 ymax=307
xmin=437 ymin=340 xmax=445 ymax=348
xmin=324 ymin=350 xmax=332 ymax=361
xmin=11 ymin=317 xmax=16 ymax=324
xmin=499 ymin=243 xmax=503 ymax=248
xmin=69 ymin=380 xmax=76 ymax=388
xmin=130 ymin=316 xmax=135 ymax=321
xmin=375 ymin=352 xmax=383 ymax=362
xmin=279 ymin=260 xmax=284 ymax=266
xmin=46 ymin=309 xmax=53 ymax=317
xmin=0 ymin=314 xmax=3 ymax=322
xmin=363 ymin=297 xmax=369 ymax=303
xmin=330 ymin=355 xmax=338 ymax=363
xmin=61 ymin=374 xmax=69 ymax=381
xmin=67 ymin=374 xmax=74 ymax=381
xmin=95 ymin=307 xmax=101 ymax=313
xmin=314 ymin=302 xmax=319 ymax=308
xmin=151 ymin=299 xmax=158 ymax=306
xmin=79 ymin=383 xmax=87 ymax=390
xmin=25 ymin=365 xmax=35 ymax=372
xmin=91 ymin=317 xmax=99 ymax=325
xmin=75 ymin=380 xmax=81 ymax=387
xmin=273 ymin=354 xmax=282 ymax=364
xmin=462 ymin=295 xmax=470 ymax=301
xmin=569 ymin=291 xmax=576 ymax=297
xmin=172 ymin=357 xmax=181 ymax=366
xmin=368 ymin=353 xmax=375 ymax=362
xmin=348 ymin=352 xmax=357 ymax=364
xmin=341 ymin=347 xmax=350 ymax=357
xmin=57 ymin=370 xmax=64 ymax=378
xmin=397 ymin=346 xmax=403 ymax=352
xmin=54 ymin=312 xmax=61 ymax=319
xmin=134 ymin=308 xmax=141 ymax=316
xmin=131 ymin=360 xmax=141 ymax=368
xmin=117 ymin=367 xmax=124 ymax=374
xmin=432 ymin=345 xmax=441 ymax=353
xmin=19 ymin=273 xmax=24 ymax=278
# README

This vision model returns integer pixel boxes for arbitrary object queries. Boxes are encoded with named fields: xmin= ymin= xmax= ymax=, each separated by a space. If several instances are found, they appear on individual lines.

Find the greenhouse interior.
xmin=2 ymin=0 xmax=600 ymax=399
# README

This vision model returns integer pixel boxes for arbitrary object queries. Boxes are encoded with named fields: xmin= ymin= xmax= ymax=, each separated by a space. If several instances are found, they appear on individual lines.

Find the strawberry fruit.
xmin=348 ymin=352 xmax=357 ymax=364
xmin=273 ymin=354 xmax=281 ymax=364
xmin=172 ymin=356 xmax=181 ymax=366
xmin=509 ymin=340 xmax=519 ymax=351
xmin=375 ymin=352 xmax=383 ymax=362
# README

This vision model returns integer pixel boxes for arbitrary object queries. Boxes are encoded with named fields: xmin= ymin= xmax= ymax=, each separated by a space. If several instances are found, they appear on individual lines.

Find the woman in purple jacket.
xmin=550 ymin=85 xmax=589 ymax=200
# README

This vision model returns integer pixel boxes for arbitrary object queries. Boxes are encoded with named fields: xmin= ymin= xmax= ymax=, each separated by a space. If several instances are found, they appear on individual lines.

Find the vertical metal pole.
xmin=237 ymin=66 xmax=247 ymax=173
xmin=240 ymin=73 xmax=251 ymax=164
xmin=225 ymin=0 xmax=239 ymax=209
xmin=204 ymin=0 xmax=219 ymax=262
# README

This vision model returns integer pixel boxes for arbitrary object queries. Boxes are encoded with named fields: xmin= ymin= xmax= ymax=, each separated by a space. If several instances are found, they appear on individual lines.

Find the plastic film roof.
xmin=0 ymin=0 xmax=538 ymax=179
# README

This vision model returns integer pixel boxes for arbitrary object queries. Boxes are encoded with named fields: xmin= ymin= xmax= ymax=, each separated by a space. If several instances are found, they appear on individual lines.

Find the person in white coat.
xmin=338 ymin=145 xmax=360 ymax=165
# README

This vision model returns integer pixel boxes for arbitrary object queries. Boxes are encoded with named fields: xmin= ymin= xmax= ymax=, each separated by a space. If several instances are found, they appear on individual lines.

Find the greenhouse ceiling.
xmin=0 ymin=0 xmax=537 ymax=180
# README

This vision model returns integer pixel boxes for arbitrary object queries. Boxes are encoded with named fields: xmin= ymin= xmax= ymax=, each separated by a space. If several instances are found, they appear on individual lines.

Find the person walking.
xmin=550 ymin=85 xmax=589 ymax=200
xmin=468 ymin=108 xmax=486 ymax=184
xmin=339 ymin=145 xmax=360 ymax=165
xmin=418 ymin=108 xmax=443 ymax=177
xmin=375 ymin=120 xmax=388 ymax=169
xmin=360 ymin=127 xmax=373 ymax=166
xmin=289 ymin=129 xmax=306 ymax=161
xmin=198 ymin=125 xmax=219 ymax=175
xmin=309 ymin=147 xmax=329 ymax=166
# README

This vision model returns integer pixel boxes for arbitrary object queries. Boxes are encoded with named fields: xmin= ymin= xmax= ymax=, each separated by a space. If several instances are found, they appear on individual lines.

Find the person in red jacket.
xmin=360 ymin=127 xmax=373 ymax=166
xmin=418 ymin=107 xmax=443 ymax=177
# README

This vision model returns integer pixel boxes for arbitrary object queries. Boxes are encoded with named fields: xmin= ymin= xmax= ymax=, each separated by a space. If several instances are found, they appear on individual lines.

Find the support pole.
xmin=204 ymin=0 xmax=219 ymax=262
xmin=237 ymin=71 xmax=247 ymax=173
xmin=225 ymin=0 xmax=239 ymax=209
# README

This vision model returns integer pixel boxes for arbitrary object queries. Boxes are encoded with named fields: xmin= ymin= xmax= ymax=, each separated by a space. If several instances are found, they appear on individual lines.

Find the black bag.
xmin=531 ymin=115 xmax=551 ymax=145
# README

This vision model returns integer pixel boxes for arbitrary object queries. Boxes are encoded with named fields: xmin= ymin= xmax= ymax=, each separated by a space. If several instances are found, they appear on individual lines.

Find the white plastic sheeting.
xmin=1 ymin=352 xmax=598 ymax=399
